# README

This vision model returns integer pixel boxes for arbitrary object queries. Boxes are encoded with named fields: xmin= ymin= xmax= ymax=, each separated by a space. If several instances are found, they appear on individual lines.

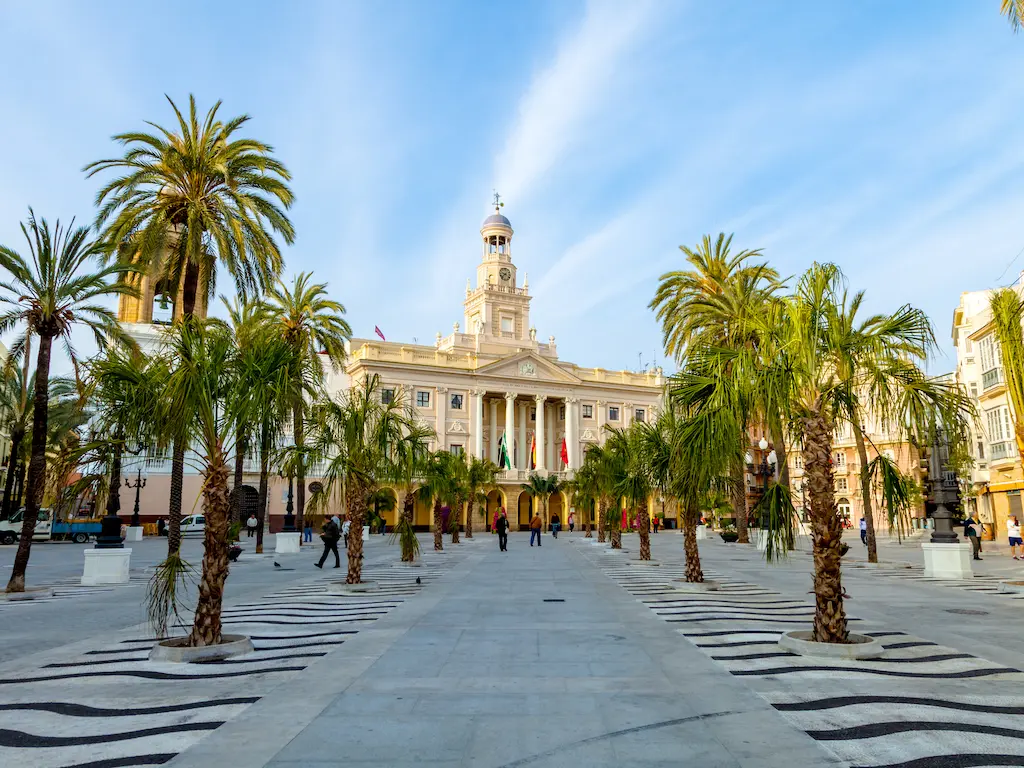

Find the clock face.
xmin=499 ymin=267 xmax=512 ymax=282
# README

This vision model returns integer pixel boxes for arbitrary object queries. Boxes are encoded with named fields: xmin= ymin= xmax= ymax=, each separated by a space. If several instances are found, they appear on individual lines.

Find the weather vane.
xmin=492 ymin=190 xmax=503 ymax=210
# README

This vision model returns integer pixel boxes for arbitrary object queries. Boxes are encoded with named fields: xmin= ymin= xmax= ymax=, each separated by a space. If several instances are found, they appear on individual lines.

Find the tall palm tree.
xmin=377 ymin=405 xmax=432 ymax=562
xmin=266 ymin=273 xmax=351 ymax=538
xmin=521 ymin=472 xmax=561 ymax=532
xmin=650 ymin=232 xmax=779 ymax=544
xmin=309 ymin=375 xmax=423 ymax=582
xmin=990 ymin=288 xmax=1024 ymax=462
xmin=0 ymin=360 xmax=32 ymax=521
xmin=461 ymin=455 xmax=498 ymax=539
xmin=1003 ymin=0 xmax=1024 ymax=31
xmin=0 ymin=212 xmax=136 ymax=593
xmin=86 ymin=94 xmax=295 ymax=552
xmin=606 ymin=426 xmax=654 ymax=560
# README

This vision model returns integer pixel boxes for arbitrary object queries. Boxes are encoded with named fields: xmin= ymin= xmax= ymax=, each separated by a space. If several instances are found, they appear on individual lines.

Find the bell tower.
xmin=464 ymin=195 xmax=532 ymax=342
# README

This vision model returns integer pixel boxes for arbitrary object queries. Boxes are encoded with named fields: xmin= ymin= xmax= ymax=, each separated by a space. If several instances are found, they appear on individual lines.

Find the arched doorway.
xmin=517 ymin=491 xmax=533 ymax=531
xmin=548 ymin=491 xmax=565 ymax=530
xmin=414 ymin=492 xmax=433 ymax=531
xmin=486 ymin=489 xmax=506 ymax=532
xmin=838 ymin=497 xmax=852 ymax=528
xmin=370 ymin=488 xmax=398 ymax=533
xmin=231 ymin=485 xmax=258 ymax=524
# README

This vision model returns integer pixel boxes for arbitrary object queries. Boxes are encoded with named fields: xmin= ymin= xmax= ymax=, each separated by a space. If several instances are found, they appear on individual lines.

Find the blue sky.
xmin=1 ymin=0 xmax=1022 ymax=375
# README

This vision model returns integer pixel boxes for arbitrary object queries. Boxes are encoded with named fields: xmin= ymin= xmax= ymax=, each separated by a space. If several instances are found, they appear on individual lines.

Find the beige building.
xmin=952 ymin=275 xmax=1024 ymax=540
xmin=117 ymin=205 xmax=666 ymax=532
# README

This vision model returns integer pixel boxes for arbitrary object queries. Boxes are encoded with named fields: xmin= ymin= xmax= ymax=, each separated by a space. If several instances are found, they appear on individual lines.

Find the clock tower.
xmin=463 ymin=197 xmax=533 ymax=344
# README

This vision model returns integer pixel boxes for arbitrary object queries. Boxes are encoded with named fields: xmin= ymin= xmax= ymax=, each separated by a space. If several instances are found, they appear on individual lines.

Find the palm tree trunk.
xmin=466 ymin=495 xmax=474 ymax=539
xmin=638 ymin=505 xmax=651 ymax=560
xmin=401 ymin=491 xmax=416 ymax=562
xmin=0 ymin=427 xmax=24 ymax=520
xmin=13 ymin=462 xmax=25 ymax=509
xmin=770 ymin=425 xmax=797 ymax=551
xmin=585 ymin=499 xmax=593 ymax=538
xmin=345 ymin=479 xmax=367 ymax=583
xmin=293 ymin=401 xmax=306 ymax=541
xmin=597 ymin=496 xmax=606 ymax=542
xmin=188 ymin=443 xmax=231 ymax=646
xmin=852 ymin=419 xmax=878 ymax=563
xmin=6 ymin=334 xmax=53 ymax=593
xmin=167 ymin=438 xmax=185 ymax=554
xmin=233 ymin=426 xmax=246 ymax=523
xmin=610 ymin=524 xmax=622 ymax=549
xmin=732 ymin=456 xmax=749 ymax=544
xmin=452 ymin=497 xmax=461 ymax=543
xmin=256 ymin=427 xmax=270 ymax=554
xmin=682 ymin=501 xmax=704 ymax=582
xmin=432 ymin=498 xmax=443 ymax=551
xmin=803 ymin=406 xmax=848 ymax=643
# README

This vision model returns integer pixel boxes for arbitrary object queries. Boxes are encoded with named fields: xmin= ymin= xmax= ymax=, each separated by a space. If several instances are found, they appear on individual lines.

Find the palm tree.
xmin=86 ymin=94 xmax=295 ymax=552
xmin=521 ymin=472 xmax=561 ymax=533
xmin=266 ymin=273 xmax=351 ymax=538
xmin=606 ymin=426 xmax=654 ymax=559
xmin=0 ymin=212 xmax=136 ymax=593
xmin=462 ymin=455 xmax=498 ymax=539
xmin=418 ymin=450 xmax=462 ymax=551
xmin=0 ymin=360 xmax=32 ymax=521
xmin=378 ymin=407 xmax=432 ymax=562
xmin=1003 ymin=0 xmax=1024 ymax=31
xmin=581 ymin=444 xmax=616 ymax=543
xmin=309 ymin=375 xmax=423 ymax=582
xmin=650 ymin=233 xmax=779 ymax=544
xmin=677 ymin=264 xmax=973 ymax=642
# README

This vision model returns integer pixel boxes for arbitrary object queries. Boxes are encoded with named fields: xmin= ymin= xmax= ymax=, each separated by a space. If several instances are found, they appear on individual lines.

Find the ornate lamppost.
xmin=279 ymin=455 xmax=296 ymax=532
xmin=125 ymin=467 xmax=148 ymax=528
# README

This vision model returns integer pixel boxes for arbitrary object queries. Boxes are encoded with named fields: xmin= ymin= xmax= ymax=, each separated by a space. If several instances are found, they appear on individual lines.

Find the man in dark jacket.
xmin=496 ymin=511 xmax=509 ymax=552
xmin=316 ymin=517 xmax=342 ymax=569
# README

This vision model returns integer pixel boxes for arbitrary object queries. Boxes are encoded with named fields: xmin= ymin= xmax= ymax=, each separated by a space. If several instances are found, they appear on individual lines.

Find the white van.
xmin=180 ymin=515 xmax=206 ymax=536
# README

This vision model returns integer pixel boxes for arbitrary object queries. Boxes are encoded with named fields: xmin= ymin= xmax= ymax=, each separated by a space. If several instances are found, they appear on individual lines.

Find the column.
xmin=547 ymin=403 xmax=556 ymax=470
xmin=535 ymin=395 xmax=547 ymax=471
xmin=436 ymin=386 xmax=447 ymax=451
xmin=518 ymin=400 xmax=528 ymax=470
xmin=504 ymin=392 xmax=516 ymax=470
xmin=472 ymin=390 xmax=484 ymax=458
xmin=566 ymin=397 xmax=578 ymax=469
xmin=489 ymin=398 xmax=499 ymax=462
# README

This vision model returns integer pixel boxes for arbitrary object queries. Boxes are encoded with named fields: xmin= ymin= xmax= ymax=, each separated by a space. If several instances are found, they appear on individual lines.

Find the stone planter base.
xmin=124 ymin=526 xmax=143 ymax=542
xmin=391 ymin=561 xmax=423 ymax=568
xmin=630 ymin=560 xmax=661 ymax=566
xmin=274 ymin=532 xmax=301 ymax=555
xmin=695 ymin=525 xmax=709 ymax=540
xmin=922 ymin=542 xmax=973 ymax=579
xmin=327 ymin=580 xmax=380 ymax=594
xmin=0 ymin=586 xmax=55 ymax=601
xmin=1000 ymin=581 xmax=1024 ymax=594
xmin=82 ymin=548 xmax=132 ymax=585
xmin=671 ymin=579 xmax=721 ymax=592
xmin=150 ymin=634 xmax=254 ymax=663
xmin=778 ymin=630 xmax=884 ymax=659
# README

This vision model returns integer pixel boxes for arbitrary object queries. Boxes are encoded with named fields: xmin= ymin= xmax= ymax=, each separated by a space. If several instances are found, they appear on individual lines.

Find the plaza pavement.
xmin=4 ymin=529 xmax=1024 ymax=766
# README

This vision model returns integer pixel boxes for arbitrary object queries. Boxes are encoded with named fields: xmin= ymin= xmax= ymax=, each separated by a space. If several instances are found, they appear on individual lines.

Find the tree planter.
xmin=672 ymin=579 xmax=720 ymax=592
xmin=149 ymin=634 xmax=254 ymax=663
xmin=1000 ymin=581 xmax=1024 ymax=594
xmin=327 ymin=580 xmax=380 ymax=594
xmin=719 ymin=532 xmax=739 ymax=543
xmin=778 ymin=630 xmax=884 ymax=659
xmin=0 ymin=586 xmax=54 ymax=601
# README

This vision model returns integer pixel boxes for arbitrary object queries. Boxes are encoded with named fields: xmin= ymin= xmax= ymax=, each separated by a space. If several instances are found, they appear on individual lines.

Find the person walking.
xmin=568 ymin=512 xmax=575 ymax=533
xmin=341 ymin=516 xmax=351 ymax=548
xmin=496 ymin=510 xmax=509 ymax=552
xmin=965 ymin=512 xmax=983 ymax=561
xmin=303 ymin=518 xmax=313 ymax=544
xmin=157 ymin=518 xmax=166 ymax=537
xmin=1009 ymin=516 xmax=1023 ymax=560
xmin=859 ymin=516 xmax=867 ymax=546
xmin=551 ymin=512 xmax=561 ymax=539
xmin=530 ymin=512 xmax=543 ymax=547
xmin=492 ymin=507 xmax=501 ymax=534
xmin=246 ymin=514 xmax=257 ymax=538
xmin=653 ymin=516 xmax=660 ymax=534
xmin=315 ymin=515 xmax=342 ymax=569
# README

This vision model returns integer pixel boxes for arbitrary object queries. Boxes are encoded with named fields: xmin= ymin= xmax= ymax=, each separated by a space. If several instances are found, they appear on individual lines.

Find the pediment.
xmin=475 ymin=351 xmax=581 ymax=384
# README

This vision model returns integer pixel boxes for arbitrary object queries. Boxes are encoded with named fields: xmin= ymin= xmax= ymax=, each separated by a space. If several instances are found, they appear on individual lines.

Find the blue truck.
xmin=0 ymin=509 xmax=103 ymax=545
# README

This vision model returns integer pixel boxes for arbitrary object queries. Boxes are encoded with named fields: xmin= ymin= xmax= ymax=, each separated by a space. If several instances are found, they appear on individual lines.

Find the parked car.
xmin=0 ymin=509 xmax=100 ymax=545
xmin=181 ymin=514 xmax=205 ymax=536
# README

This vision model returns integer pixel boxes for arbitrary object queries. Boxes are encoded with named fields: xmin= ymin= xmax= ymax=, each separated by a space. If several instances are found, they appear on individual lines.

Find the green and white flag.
xmin=497 ymin=432 xmax=511 ymax=470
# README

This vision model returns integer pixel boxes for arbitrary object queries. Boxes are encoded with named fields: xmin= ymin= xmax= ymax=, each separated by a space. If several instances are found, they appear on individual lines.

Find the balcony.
xmin=982 ymin=367 xmax=1003 ymax=392
xmin=989 ymin=440 xmax=1014 ymax=462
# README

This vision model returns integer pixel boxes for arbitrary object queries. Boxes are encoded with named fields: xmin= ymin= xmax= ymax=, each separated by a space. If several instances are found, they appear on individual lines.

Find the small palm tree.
xmin=266 ymin=273 xmax=351 ymax=537
xmin=418 ymin=451 xmax=462 ymax=551
xmin=521 ymin=472 xmax=561 ymax=532
xmin=606 ymin=427 xmax=654 ymax=560
xmin=462 ymin=455 xmax=498 ymax=539
xmin=0 ymin=212 xmax=136 ymax=593
xmin=86 ymin=94 xmax=294 ymax=552
xmin=581 ymin=444 xmax=617 ymax=543
xmin=377 ymin=406 xmax=431 ymax=562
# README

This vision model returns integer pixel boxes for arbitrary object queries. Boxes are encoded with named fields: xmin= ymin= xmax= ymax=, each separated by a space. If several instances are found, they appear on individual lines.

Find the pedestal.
xmin=274 ymin=532 xmax=301 ymax=555
xmin=755 ymin=529 xmax=769 ymax=552
xmin=124 ymin=526 xmax=143 ymax=542
xmin=362 ymin=525 xmax=370 ymax=541
xmin=81 ymin=548 xmax=132 ymax=585
xmin=695 ymin=525 xmax=708 ymax=541
xmin=922 ymin=542 xmax=973 ymax=579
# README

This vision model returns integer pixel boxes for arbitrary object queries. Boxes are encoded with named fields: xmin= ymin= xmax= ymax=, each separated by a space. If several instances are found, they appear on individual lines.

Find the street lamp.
xmin=125 ymin=467 xmax=148 ymax=528
xmin=279 ymin=458 xmax=296 ymax=532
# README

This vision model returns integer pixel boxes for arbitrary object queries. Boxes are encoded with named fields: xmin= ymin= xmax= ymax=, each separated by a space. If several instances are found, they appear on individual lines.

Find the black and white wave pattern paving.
xmin=0 ymin=576 xmax=149 ymax=611
xmin=0 ymin=553 xmax=464 ymax=768
xmin=584 ymin=546 xmax=1024 ymax=768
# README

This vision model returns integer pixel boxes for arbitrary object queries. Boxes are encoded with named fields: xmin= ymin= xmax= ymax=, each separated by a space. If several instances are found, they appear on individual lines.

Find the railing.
xmin=989 ymin=440 xmax=1013 ymax=461
xmin=983 ymin=367 xmax=1003 ymax=392
xmin=495 ymin=469 xmax=574 ymax=482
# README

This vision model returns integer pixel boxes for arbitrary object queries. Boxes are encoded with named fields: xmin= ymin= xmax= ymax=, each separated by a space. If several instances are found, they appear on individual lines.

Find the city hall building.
xmin=118 ymin=206 xmax=666 ymax=532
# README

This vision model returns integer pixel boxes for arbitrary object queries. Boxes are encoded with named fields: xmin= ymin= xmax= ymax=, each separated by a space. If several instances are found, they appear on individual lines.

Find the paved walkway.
xmin=245 ymin=533 xmax=829 ymax=768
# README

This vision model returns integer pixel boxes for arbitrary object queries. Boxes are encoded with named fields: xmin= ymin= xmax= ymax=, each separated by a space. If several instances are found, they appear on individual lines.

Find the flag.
xmin=374 ymin=326 xmax=386 ymax=341
xmin=497 ymin=433 xmax=511 ymax=470
xmin=560 ymin=438 xmax=569 ymax=467
xmin=530 ymin=434 xmax=537 ymax=469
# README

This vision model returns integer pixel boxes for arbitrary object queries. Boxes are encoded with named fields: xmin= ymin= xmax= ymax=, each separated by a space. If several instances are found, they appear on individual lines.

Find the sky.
xmin=0 ymin=0 xmax=1022 ymax=376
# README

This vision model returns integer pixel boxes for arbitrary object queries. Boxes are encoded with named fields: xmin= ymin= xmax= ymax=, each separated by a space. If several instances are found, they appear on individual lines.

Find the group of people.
xmin=857 ymin=510 xmax=1024 ymax=564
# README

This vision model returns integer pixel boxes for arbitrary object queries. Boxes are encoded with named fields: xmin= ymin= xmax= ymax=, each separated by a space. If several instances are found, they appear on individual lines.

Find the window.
xmin=608 ymin=406 xmax=620 ymax=421
xmin=794 ymin=456 xmax=803 ymax=470
xmin=980 ymin=335 xmax=1002 ymax=371
xmin=381 ymin=388 xmax=395 ymax=405
xmin=969 ymin=382 xmax=979 ymax=397
xmin=964 ymin=338 xmax=973 ymax=353
xmin=977 ymin=440 xmax=985 ymax=459
xmin=836 ymin=477 xmax=848 ymax=491
xmin=986 ymin=406 xmax=1011 ymax=441
xmin=501 ymin=317 xmax=513 ymax=333
xmin=416 ymin=391 xmax=430 ymax=408
xmin=834 ymin=452 xmax=846 ymax=468
xmin=450 ymin=393 xmax=463 ymax=410
xmin=582 ymin=405 xmax=593 ymax=419
xmin=559 ymin=406 xmax=566 ymax=420
xmin=450 ymin=445 xmax=464 ymax=457
xmin=635 ymin=409 xmax=645 ymax=423
xmin=531 ymin=408 xmax=536 ymax=421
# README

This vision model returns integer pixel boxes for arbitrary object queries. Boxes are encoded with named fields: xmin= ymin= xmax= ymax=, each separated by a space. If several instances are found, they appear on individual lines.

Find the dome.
xmin=482 ymin=212 xmax=512 ymax=229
